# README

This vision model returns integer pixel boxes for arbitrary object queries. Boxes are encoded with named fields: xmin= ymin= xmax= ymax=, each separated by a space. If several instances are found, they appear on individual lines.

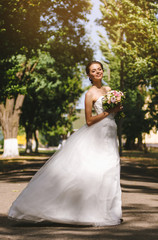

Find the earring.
xmin=89 ymin=78 xmax=93 ymax=84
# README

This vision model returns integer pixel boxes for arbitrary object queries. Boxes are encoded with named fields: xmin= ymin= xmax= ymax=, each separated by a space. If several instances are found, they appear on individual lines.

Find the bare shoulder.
xmin=86 ymin=87 xmax=94 ymax=98
xmin=102 ymin=85 xmax=111 ymax=92
xmin=85 ymin=87 xmax=95 ymax=102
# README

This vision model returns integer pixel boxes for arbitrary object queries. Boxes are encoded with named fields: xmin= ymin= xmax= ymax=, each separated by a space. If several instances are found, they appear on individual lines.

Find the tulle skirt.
xmin=8 ymin=115 xmax=122 ymax=226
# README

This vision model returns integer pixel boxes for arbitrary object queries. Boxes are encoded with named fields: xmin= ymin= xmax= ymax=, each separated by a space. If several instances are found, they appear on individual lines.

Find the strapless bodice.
xmin=93 ymin=96 xmax=115 ymax=119
xmin=93 ymin=96 xmax=104 ymax=114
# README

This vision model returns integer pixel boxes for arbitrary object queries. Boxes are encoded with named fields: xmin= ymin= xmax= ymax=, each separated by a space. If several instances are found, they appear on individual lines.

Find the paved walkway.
xmin=0 ymin=156 xmax=158 ymax=240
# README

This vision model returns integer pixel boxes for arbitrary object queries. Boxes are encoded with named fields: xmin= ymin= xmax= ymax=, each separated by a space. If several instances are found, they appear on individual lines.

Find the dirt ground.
xmin=0 ymin=151 xmax=158 ymax=240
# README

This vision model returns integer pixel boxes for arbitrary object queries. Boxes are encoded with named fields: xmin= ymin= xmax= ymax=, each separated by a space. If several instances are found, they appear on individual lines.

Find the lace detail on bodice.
xmin=93 ymin=96 xmax=115 ymax=119
xmin=93 ymin=96 xmax=104 ymax=115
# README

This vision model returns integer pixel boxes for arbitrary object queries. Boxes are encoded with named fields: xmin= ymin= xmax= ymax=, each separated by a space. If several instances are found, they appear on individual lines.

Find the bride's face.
xmin=88 ymin=63 xmax=103 ymax=83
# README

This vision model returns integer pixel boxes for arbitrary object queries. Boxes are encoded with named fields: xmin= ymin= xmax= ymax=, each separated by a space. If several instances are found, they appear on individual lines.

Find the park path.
xmin=0 ymin=156 xmax=158 ymax=240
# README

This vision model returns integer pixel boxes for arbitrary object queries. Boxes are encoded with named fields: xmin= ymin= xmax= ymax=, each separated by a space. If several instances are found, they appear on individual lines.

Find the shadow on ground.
xmin=0 ymin=151 xmax=158 ymax=185
xmin=0 ymin=150 xmax=158 ymax=239
xmin=121 ymin=161 xmax=158 ymax=185
xmin=0 ymin=214 xmax=158 ymax=240
xmin=0 ymin=152 xmax=54 ymax=183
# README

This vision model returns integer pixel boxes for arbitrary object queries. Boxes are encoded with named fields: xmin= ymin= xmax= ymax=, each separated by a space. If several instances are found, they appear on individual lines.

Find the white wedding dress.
xmin=8 ymin=96 xmax=122 ymax=226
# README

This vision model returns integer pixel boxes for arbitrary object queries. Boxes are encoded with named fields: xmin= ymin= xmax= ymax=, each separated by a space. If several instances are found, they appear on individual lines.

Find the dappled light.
xmin=0 ymin=149 xmax=158 ymax=239
xmin=0 ymin=0 xmax=158 ymax=239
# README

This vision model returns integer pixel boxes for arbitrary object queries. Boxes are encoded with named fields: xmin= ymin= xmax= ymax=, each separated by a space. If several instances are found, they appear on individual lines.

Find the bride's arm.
xmin=85 ymin=92 xmax=110 ymax=126
xmin=85 ymin=92 xmax=122 ymax=126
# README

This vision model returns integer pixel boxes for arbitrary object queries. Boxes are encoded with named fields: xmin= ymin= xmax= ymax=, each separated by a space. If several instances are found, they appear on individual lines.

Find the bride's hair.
xmin=86 ymin=61 xmax=104 ymax=84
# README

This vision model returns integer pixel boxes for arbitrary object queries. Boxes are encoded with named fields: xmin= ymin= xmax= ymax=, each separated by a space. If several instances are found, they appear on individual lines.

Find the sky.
xmin=76 ymin=0 xmax=107 ymax=109
xmin=86 ymin=0 xmax=106 ymax=60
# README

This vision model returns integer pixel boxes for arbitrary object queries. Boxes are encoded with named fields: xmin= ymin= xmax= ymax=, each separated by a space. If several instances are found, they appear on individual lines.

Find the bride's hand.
xmin=109 ymin=104 xmax=123 ymax=114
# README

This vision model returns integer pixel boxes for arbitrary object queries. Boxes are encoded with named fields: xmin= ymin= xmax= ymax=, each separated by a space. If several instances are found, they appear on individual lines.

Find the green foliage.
xmin=0 ymin=0 xmax=93 ymax=101
xmin=20 ymin=50 xmax=83 ymax=139
xmin=123 ymin=89 xmax=150 ymax=138
xmin=0 ymin=0 xmax=93 ymax=146
xmin=0 ymin=0 xmax=52 ymax=59
xmin=99 ymin=0 xmax=158 ymax=84
xmin=0 ymin=0 xmax=92 ymax=59
xmin=0 ymin=55 xmax=28 ymax=101
xmin=148 ymin=87 xmax=158 ymax=129
xmin=99 ymin=0 xmax=158 ymax=148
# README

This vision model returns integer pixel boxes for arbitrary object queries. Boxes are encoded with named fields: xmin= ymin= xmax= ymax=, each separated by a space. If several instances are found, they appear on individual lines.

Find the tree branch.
xmin=5 ymin=98 xmax=15 ymax=114
xmin=30 ymin=62 xmax=38 ymax=73
xmin=14 ymin=94 xmax=25 ymax=116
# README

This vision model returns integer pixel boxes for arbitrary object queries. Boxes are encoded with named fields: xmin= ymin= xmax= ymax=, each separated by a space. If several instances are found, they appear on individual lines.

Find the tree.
xmin=0 ymin=55 xmax=37 ymax=157
xmin=20 ymin=50 xmax=84 ymax=152
xmin=0 ymin=0 xmax=93 ymax=157
xmin=147 ymin=78 xmax=158 ymax=132
xmin=0 ymin=0 xmax=54 ymax=157
xmin=0 ymin=0 xmax=53 ymax=59
xmin=98 ymin=0 xmax=158 ymax=151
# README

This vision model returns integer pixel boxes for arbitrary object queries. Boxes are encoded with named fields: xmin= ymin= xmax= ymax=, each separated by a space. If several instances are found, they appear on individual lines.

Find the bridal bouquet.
xmin=102 ymin=90 xmax=125 ymax=118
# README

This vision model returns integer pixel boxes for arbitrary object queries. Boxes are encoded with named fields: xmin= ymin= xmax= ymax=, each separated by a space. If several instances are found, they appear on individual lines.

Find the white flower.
xmin=111 ymin=96 xmax=116 ymax=103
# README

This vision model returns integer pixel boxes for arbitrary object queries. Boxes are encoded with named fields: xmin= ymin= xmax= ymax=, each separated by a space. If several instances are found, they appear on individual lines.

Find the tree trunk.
xmin=124 ymin=137 xmax=135 ymax=150
xmin=0 ymin=94 xmax=25 ymax=157
xmin=0 ymin=61 xmax=37 ymax=158
xmin=117 ymin=119 xmax=123 ymax=156
xmin=118 ymin=58 xmax=124 ymax=156
xmin=137 ymin=134 xmax=144 ymax=151
xmin=34 ymin=130 xmax=39 ymax=153
xmin=3 ymin=138 xmax=19 ymax=158
xmin=25 ymin=129 xmax=33 ymax=153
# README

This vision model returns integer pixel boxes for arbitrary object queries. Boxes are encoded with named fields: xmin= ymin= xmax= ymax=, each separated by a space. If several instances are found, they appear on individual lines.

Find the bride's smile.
xmin=88 ymin=63 xmax=103 ymax=82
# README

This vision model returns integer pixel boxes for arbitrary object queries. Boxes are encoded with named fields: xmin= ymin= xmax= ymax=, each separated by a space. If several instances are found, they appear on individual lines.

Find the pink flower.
xmin=117 ymin=96 xmax=121 ymax=102
xmin=113 ymin=91 xmax=119 ymax=97
xmin=111 ymin=96 xmax=116 ymax=103
xmin=102 ymin=89 xmax=125 ymax=118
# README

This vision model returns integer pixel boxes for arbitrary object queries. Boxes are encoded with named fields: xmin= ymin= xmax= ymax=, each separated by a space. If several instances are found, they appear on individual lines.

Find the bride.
xmin=8 ymin=61 xmax=122 ymax=226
